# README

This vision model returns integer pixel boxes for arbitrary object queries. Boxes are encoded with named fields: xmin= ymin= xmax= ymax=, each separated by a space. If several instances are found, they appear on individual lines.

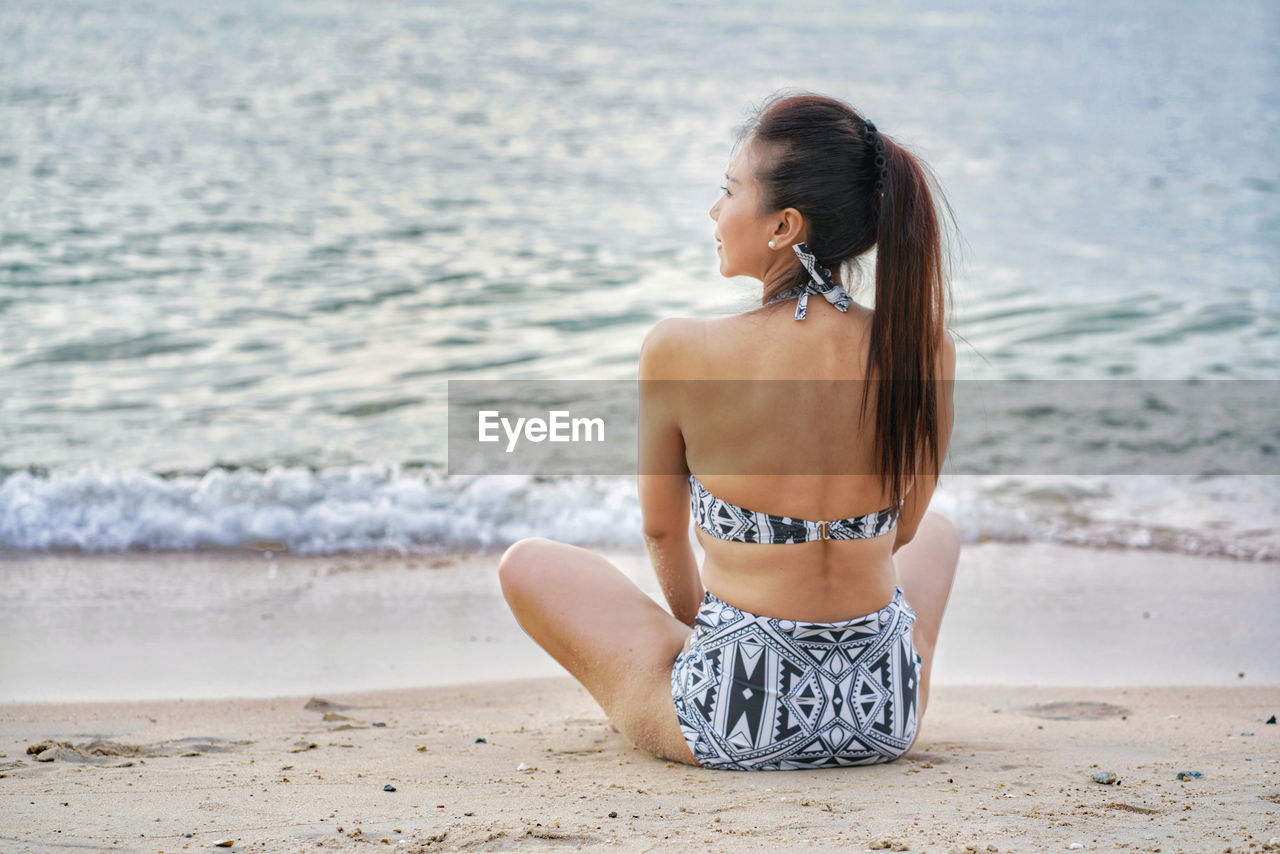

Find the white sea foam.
xmin=0 ymin=466 xmax=643 ymax=555
xmin=2 ymin=466 xmax=1275 ymax=561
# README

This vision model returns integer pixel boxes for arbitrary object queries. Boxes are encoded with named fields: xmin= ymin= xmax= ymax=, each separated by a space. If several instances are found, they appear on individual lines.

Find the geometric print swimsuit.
xmin=671 ymin=475 xmax=921 ymax=770
xmin=671 ymin=249 xmax=920 ymax=769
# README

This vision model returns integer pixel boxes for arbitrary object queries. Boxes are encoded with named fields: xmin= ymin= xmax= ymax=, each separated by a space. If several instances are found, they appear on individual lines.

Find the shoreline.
xmin=2 ymin=541 xmax=1278 ymax=705
xmin=6 ymin=531 xmax=1280 ymax=564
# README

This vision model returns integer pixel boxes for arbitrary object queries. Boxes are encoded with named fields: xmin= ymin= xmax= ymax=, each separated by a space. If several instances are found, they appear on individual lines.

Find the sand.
xmin=2 ymin=681 xmax=1278 ymax=852
xmin=1 ymin=542 xmax=1278 ymax=851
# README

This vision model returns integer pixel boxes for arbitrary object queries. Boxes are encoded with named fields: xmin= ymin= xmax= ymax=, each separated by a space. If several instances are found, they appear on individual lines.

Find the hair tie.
xmin=863 ymin=117 xmax=889 ymax=196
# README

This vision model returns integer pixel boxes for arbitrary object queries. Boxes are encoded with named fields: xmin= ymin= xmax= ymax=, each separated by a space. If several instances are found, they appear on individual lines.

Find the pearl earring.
xmin=768 ymin=240 xmax=776 ymax=249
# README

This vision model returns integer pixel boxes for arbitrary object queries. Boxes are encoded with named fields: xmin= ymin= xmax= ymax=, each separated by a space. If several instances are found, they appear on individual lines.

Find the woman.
xmin=499 ymin=92 xmax=960 ymax=770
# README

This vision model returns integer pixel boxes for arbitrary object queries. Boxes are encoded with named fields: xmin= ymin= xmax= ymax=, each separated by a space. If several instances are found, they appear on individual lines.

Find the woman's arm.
xmin=641 ymin=511 xmax=702 ymax=626
xmin=637 ymin=318 xmax=704 ymax=625
xmin=892 ymin=330 xmax=957 ymax=553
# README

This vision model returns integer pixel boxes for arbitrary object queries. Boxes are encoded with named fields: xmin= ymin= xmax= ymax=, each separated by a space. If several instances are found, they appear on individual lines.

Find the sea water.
xmin=2 ymin=0 xmax=1278 ymax=559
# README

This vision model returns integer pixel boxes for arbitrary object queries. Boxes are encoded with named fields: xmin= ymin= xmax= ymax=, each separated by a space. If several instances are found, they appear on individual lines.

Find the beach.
xmin=2 ymin=1 xmax=1278 ymax=849
xmin=2 ymin=542 xmax=1278 ymax=852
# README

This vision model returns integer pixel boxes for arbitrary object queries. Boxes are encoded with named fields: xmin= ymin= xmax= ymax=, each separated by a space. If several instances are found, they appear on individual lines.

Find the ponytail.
xmin=866 ymin=137 xmax=949 ymax=507
xmin=743 ymin=92 xmax=953 ymax=505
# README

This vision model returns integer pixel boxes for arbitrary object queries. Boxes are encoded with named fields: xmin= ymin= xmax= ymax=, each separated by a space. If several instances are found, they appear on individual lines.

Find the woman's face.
xmin=709 ymin=141 xmax=778 ymax=280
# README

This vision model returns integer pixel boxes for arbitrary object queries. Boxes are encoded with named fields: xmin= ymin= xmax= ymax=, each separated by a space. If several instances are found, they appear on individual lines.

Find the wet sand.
xmin=2 ymin=542 xmax=1278 ymax=702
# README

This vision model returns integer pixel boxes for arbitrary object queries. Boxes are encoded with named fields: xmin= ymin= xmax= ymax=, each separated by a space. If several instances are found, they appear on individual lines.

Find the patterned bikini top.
xmin=688 ymin=474 xmax=901 ymax=544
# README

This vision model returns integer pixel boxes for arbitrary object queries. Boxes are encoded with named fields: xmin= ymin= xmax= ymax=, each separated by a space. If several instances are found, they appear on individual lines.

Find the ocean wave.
xmin=0 ymin=465 xmax=642 ymax=555
xmin=1 ymin=466 xmax=1276 ymax=561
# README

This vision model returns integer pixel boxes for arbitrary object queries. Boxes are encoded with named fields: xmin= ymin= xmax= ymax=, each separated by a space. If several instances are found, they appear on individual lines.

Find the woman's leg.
xmin=498 ymin=537 xmax=698 ymax=765
xmin=893 ymin=511 xmax=961 ymax=746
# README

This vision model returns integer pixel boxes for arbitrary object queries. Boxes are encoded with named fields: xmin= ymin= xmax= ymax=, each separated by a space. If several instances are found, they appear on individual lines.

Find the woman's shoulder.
xmin=638 ymin=314 xmax=754 ymax=379
xmin=639 ymin=316 xmax=706 ymax=380
xmin=937 ymin=327 xmax=957 ymax=380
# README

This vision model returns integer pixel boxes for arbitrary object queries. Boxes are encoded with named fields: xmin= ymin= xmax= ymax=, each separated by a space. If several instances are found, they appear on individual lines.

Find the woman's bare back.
xmin=666 ymin=296 xmax=904 ymax=621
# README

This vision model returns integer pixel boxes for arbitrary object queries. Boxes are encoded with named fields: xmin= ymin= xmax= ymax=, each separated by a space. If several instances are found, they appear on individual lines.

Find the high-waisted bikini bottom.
xmin=671 ymin=587 xmax=921 ymax=770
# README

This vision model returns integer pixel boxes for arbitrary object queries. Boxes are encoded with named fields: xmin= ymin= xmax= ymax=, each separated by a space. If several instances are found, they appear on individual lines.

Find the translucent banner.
xmin=447 ymin=380 xmax=1280 ymax=476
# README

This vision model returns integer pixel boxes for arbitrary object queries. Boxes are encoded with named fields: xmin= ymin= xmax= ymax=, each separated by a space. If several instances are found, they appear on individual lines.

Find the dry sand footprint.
xmin=23 ymin=736 xmax=249 ymax=766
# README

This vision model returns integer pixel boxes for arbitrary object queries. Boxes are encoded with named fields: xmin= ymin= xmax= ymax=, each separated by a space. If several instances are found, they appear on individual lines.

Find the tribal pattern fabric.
xmin=689 ymin=474 xmax=900 ymax=544
xmin=671 ymin=588 xmax=921 ymax=770
xmin=788 ymin=242 xmax=852 ymax=320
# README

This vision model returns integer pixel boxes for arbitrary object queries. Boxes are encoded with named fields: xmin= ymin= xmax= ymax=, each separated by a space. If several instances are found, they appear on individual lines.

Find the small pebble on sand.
xmin=383 ymin=784 xmax=396 ymax=792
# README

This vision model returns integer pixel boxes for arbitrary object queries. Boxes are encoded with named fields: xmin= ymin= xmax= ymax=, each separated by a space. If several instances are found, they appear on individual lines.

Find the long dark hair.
xmin=741 ymin=91 xmax=954 ymax=507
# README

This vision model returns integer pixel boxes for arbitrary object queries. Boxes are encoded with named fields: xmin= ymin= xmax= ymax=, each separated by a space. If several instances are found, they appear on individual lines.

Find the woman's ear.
xmin=771 ymin=207 xmax=806 ymax=246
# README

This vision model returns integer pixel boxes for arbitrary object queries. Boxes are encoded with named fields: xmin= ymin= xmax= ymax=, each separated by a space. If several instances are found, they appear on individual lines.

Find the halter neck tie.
xmin=777 ymin=242 xmax=852 ymax=320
